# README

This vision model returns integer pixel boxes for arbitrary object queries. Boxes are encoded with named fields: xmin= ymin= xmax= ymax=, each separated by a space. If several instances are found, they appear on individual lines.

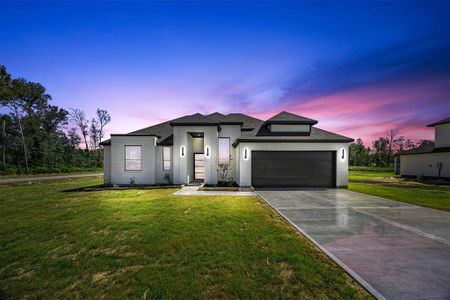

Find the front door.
xmin=194 ymin=153 xmax=205 ymax=180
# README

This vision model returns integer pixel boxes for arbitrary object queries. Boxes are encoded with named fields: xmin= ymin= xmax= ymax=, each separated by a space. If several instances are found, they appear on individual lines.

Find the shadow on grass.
xmin=62 ymin=184 xmax=181 ymax=192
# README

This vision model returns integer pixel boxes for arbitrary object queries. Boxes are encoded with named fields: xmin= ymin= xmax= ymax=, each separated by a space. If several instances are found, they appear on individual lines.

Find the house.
xmin=397 ymin=117 xmax=450 ymax=179
xmin=100 ymin=111 xmax=353 ymax=187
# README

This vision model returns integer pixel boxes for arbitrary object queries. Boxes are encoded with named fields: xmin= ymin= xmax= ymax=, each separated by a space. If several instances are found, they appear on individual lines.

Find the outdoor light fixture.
xmin=340 ymin=148 xmax=346 ymax=162
xmin=243 ymin=148 xmax=249 ymax=160
xmin=205 ymin=145 xmax=211 ymax=158
xmin=180 ymin=146 xmax=185 ymax=157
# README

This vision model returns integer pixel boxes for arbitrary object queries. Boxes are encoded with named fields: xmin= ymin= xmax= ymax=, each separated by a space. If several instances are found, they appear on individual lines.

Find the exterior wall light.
xmin=180 ymin=146 xmax=185 ymax=157
xmin=243 ymin=148 xmax=249 ymax=160
xmin=340 ymin=148 xmax=346 ymax=162
xmin=205 ymin=145 xmax=211 ymax=158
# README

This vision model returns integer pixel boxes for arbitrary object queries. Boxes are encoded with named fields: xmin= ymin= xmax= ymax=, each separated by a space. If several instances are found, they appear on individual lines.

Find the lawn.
xmin=0 ymin=178 xmax=370 ymax=299
xmin=349 ymin=170 xmax=450 ymax=212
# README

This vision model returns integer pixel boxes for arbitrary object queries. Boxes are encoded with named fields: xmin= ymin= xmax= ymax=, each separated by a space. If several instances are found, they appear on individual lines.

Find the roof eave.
xmin=233 ymin=138 xmax=354 ymax=147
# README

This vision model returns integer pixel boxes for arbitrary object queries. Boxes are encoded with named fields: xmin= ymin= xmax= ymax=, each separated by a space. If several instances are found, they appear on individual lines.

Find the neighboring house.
xmin=397 ymin=117 xmax=450 ymax=179
xmin=100 ymin=111 xmax=353 ymax=187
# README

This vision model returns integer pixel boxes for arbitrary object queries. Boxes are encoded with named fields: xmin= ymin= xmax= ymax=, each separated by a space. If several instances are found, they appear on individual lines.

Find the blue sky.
xmin=1 ymin=1 xmax=449 ymax=142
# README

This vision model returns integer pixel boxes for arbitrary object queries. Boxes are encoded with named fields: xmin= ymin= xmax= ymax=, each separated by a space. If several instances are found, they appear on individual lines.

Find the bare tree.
xmin=387 ymin=129 xmax=400 ymax=166
xmin=95 ymin=108 xmax=111 ymax=144
xmin=90 ymin=118 xmax=100 ymax=150
xmin=70 ymin=108 xmax=89 ymax=150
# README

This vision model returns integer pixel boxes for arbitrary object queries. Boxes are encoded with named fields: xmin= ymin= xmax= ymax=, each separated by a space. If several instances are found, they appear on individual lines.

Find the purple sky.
xmin=1 ymin=1 xmax=449 ymax=145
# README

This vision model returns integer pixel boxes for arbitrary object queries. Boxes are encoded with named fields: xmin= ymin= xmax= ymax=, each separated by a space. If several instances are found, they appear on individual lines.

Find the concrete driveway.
xmin=257 ymin=189 xmax=450 ymax=300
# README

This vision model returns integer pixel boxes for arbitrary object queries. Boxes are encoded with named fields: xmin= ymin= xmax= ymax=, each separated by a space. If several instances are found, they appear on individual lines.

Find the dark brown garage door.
xmin=251 ymin=151 xmax=336 ymax=187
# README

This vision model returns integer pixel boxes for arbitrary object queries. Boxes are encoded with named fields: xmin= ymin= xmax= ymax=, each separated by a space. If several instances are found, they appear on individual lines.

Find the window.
xmin=163 ymin=147 xmax=171 ymax=171
xmin=218 ymin=138 xmax=230 ymax=165
xmin=125 ymin=146 xmax=141 ymax=171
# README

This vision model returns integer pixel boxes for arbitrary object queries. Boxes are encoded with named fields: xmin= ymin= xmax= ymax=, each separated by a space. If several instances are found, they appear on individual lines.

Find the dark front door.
xmin=251 ymin=151 xmax=336 ymax=188
xmin=194 ymin=153 xmax=205 ymax=180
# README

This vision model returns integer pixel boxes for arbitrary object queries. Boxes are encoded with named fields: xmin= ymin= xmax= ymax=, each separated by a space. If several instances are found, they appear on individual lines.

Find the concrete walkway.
xmin=0 ymin=173 xmax=103 ymax=184
xmin=257 ymin=189 xmax=450 ymax=300
xmin=174 ymin=186 xmax=256 ymax=196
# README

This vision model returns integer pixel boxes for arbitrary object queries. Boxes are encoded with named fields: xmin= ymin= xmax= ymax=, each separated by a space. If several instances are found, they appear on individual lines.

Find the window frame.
xmin=218 ymin=137 xmax=231 ymax=166
xmin=124 ymin=145 xmax=142 ymax=171
xmin=162 ymin=146 xmax=172 ymax=171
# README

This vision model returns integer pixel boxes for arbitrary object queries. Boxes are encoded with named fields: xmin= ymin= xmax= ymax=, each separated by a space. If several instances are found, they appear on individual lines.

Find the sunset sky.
xmin=1 ymin=1 xmax=449 ymax=145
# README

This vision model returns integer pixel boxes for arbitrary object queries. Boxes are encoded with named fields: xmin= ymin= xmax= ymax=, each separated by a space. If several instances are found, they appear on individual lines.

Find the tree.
xmin=95 ymin=109 xmax=111 ymax=144
xmin=372 ymin=137 xmax=390 ymax=167
xmin=0 ymin=67 xmax=30 ymax=174
xmin=386 ymin=129 xmax=400 ymax=166
xmin=89 ymin=119 xmax=100 ymax=150
xmin=349 ymin=138 xmax=371 ymax=166
xmin=70 ymin=108 xmax=89 ymax=150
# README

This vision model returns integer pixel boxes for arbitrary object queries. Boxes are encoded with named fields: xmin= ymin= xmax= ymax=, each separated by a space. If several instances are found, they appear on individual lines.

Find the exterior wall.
xmin=103 ymin=145 xmax=112 ymax=184
xmin=155 ymin=146 xmax=173 ymax=184
xmin=110 ymin=135 xmax=157 ymax=185
xmin=172 ymin=126 xmax=218 ymax=184
xmin=219 ymin=125 xmax=241 ymax=181
xmin=270 ymin=124 xmax=310 ymax=132
xmin=435 ymin=123 xmax=450 ymax=148
xmin=400 ymin=152 xmax=450 ymax=178
xmin=237 ymin=142 xmax=349 ymax=187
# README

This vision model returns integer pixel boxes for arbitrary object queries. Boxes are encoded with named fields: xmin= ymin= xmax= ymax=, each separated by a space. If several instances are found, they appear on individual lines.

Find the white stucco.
xmin=270 ymin=124 xmax=310 ymax=132
xmin=237 ymin=142 xmax=349 ymax=187
xmin=172 ymin=126 xmax=218 ymax=184
xmin=110 ymin=135 xmax=157 ymax=185
xmin=435 ymin=123 xmax=450 ymax=148
xmin=400 ymin=153 xmax=450 ymax=178
xmin=155 ymin=146 xmax=173 ymax=184
xmin=219 ymin=125 xmax=241 ymax=181
xmin=103 ymin=145 xmax=111 ymax=184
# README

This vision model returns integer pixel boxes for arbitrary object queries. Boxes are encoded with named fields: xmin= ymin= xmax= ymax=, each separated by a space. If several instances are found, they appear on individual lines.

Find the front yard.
xmin=0 ymin=178 xmax=370 ymax=299
xmin=349 ymin=170 xmax=450 ymax=212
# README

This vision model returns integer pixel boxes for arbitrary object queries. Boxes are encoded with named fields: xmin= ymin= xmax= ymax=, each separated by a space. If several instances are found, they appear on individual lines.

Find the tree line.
xmin=0 ymin=65 xmax=111 ymax=175
xmin=350 ymin=129 xmax=432 ymax=167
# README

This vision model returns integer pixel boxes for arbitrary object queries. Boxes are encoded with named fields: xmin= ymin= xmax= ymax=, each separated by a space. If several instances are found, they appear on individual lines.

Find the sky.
xmin=1 ymin=1 xmax=450 ymax=144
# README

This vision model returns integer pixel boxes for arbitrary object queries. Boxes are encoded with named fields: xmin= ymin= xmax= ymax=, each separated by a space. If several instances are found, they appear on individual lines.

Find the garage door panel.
xmin=251 ymin=151 xmax=335 ymax=187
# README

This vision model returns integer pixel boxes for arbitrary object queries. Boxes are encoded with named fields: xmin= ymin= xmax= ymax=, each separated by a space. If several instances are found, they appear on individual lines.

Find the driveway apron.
xmin=257 ymin=189 xmax=450 ymax=300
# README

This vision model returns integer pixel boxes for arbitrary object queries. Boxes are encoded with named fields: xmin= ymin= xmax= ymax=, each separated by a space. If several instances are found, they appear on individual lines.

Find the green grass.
xmin=349 ymin=169 xmax=450 ymax=212
xmin=0 ymin=169 xmax=102 ymax=179
xmin=0 ymin=178 xmax=371 ymax=299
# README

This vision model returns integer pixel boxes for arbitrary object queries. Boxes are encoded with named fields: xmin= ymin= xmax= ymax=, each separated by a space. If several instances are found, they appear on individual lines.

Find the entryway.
xmin=194 ymin=153 xmax=205 ymax=180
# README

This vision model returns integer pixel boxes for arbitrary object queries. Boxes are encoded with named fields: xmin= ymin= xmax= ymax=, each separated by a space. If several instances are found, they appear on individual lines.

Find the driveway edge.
xmin=257 ymin=193 xmax=386 ymax=300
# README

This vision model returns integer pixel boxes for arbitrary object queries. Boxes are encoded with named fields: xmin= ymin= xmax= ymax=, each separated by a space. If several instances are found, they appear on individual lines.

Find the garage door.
xmin=251 ymin=151 xmax=336 ymax=187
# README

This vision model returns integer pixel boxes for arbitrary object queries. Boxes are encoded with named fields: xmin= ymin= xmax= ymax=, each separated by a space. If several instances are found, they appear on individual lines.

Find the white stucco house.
xmin=100 ymin=111 xmax=354 ymax=187
xmin=397 ymin=117 xmax=450 ymax=179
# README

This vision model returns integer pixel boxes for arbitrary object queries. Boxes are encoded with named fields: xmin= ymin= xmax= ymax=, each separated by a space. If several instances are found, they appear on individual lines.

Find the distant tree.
xmin=67 ymin=128 xmax=81 ymax=148
xmin=372 ymin=137 xmax=390 ymax=167
xmin=70 ymin=108 xmax=89 ymax=150
xmin=0 ymin=114 xmax=13 ymax=169
xmin=386 ymin=129 xmax=400 ymax=166
xmin=349 ymin=138 xmax=371 ymax=166
xmin=95 ymin=109 xmax=111 ymax=144
xmin=89 ymin=118 xmax=100 ymax=150
xmin=0 ymin=67 xmax=30 ymax=174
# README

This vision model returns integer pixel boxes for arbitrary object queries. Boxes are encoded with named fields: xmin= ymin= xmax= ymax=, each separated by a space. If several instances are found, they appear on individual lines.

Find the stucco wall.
xmin=155 ymin=146 xmax=173 ymax=184
xmin=270 ymin=124 xmax=310 ymax=132
xmin=110 ymin=135 xmax=157 ymax=185
xmin=435 ymin=123 xmax=450 ymax=148
xmin=103 ymin=145 xmax=111 ymax=184
xmin=219 ymin=125 xmax=241 ymax=181
xmin=400 ymin=152 xmax=450 ymax=178
xmin=172 ymin=126 xmax=218 ymax=184
xmin=237 ymin=142 xmax=349 ymax=187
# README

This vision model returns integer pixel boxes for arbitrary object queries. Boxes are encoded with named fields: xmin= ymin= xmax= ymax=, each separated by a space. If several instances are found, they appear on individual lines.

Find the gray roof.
xmin=398 ymin=142 xmax=450 ymax=155
xmin=100 ymin=112 xmax=263 ymax=146
xmin=266 ymin=111 xmax=318 ymax=125
xmin=169 ymin=113 xmax=220 ymax=126
xmin=233 ymin=125 xmax=354 ymax=146
xmin=427 ymin=117 xmax=450 ymax=127
xmin=101 ymin=111 xmax=353 ymax=147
